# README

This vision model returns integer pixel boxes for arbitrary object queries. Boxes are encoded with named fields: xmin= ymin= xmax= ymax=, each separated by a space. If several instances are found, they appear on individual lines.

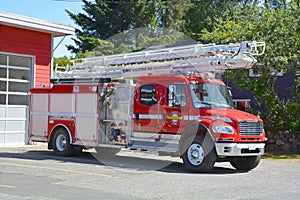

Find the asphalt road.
xmin=0 ymin=145 xmax=299 ymax=200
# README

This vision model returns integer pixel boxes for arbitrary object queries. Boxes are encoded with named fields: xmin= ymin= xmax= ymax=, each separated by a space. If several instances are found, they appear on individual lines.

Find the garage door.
xmin=0 ymin=53 xmax=33 ymax=145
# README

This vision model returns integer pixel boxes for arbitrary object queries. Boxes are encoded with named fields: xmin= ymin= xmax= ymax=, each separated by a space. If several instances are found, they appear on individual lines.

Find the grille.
xmin=239 ymin=121 xmax=263 ymax=136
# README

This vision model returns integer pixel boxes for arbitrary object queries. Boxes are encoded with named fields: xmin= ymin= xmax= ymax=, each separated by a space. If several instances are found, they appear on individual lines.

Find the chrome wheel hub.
xmin=56 ymin=134 xmax=67 ymax=152
xmin=187 ymin=144 xmax=204 ymax=166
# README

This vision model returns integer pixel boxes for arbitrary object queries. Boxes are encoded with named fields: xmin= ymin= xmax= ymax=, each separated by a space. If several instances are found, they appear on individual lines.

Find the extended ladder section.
xmin=55 ymin=41 xmax=265 ymax=79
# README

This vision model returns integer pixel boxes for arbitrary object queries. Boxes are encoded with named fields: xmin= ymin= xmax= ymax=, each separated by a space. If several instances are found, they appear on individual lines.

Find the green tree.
xmin=53 ymin=56 xmax=72 ymax=69
xmin=67 ymin=0 xmax=190 ymax=56
xmin=183 ymin=0 xmax=257 ymax=41
xmin=202 ymin=2 xmax=300 ymax=132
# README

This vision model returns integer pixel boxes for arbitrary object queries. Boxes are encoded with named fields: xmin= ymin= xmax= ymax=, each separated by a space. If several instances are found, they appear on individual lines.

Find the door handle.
xmin=162 ymin=113 xmax=167 ymax=122
xmin=135 ymin=112 xmax=139 ymax=120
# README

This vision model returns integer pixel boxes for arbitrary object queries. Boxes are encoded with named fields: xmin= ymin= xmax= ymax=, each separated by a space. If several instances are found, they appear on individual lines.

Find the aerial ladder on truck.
xmin=53 ymin=41 xmax=265 ymax=80
xmin=30 ymin=40 xmax=266 ymax=173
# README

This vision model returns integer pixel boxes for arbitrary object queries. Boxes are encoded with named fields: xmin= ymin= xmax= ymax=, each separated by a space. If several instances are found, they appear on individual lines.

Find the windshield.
xmin=189 ymin=82 xmax=234 ymax=108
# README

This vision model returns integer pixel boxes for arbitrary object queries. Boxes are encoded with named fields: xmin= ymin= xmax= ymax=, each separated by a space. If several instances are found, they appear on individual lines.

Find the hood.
xmin=201 ymin=108 xmax=261 ymax=123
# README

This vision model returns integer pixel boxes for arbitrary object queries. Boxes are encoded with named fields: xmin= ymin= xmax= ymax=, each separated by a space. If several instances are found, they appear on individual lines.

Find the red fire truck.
xmin=29 ymin=41 xmax=266 ymax=172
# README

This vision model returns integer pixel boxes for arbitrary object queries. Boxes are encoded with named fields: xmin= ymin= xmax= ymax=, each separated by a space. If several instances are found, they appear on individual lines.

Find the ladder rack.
xmin=55 ymin=41 xmax=265 ymax=79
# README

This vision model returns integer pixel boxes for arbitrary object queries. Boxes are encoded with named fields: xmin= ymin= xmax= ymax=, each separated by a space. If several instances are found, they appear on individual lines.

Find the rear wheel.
xmin=53 ymin=128 xmax=73 ymax=156
xmin=181 ymin=136 xmax=216 ymax=172
xmin=230 ymin=156 xmax=261 ymax=171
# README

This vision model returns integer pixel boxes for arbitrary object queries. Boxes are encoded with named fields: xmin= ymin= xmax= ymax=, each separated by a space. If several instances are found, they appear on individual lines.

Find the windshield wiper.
xmin=210 ymin=101 xmax=232 ymax=108
xmin=194 ymin=101 xmax=213 ymax=107
xmin=195 ymin=101 xmax=232 ymax=108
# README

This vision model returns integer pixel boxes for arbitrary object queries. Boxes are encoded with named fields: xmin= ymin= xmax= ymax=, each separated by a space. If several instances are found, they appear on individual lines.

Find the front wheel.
xmin=230 ymin=156 xmax=261 ymax=171
xmin=181 ymin=136 xmax=216 ymax=172
xmin=53 ymin=128 xmax=73 ymax=156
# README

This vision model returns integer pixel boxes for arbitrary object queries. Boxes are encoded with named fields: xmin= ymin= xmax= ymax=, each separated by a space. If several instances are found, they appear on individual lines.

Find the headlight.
xmin=212 ymin=125 xmax=234 ymax=134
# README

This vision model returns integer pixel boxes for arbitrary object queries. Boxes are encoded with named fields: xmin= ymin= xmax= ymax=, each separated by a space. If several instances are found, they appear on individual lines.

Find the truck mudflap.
xmin=215 ymin=143 xmax=265 ymax=156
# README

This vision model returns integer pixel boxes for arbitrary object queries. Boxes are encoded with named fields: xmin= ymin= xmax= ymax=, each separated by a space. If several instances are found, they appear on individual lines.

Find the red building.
xmin=0 ymin=12 xmax=74 ymax=145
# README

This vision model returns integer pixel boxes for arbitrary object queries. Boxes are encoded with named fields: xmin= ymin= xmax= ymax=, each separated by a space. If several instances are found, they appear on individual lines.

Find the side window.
xmin=140 ymin=85 xmax=157 ymax=106
xmin=168 ymin=84 xmax=186 ymax=107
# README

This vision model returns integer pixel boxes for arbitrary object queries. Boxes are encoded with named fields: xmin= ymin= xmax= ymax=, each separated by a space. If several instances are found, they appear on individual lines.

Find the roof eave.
xmin=0 ymin=11 xmax=75 ymax=37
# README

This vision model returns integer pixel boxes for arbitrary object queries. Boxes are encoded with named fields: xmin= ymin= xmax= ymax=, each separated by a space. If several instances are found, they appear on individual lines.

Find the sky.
xmin=0 ymin=0 xmax=90 ymax=58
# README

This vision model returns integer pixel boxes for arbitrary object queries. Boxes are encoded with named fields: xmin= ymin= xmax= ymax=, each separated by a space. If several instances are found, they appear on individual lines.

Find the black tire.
xmin=95 ymin=147 xmax=121 ymax=157
xmin=230 ymin=156 xmax=261 ymax=171
xmin=72 ymin=146 xmax=83 ymax=155
xmin=181 ymin=135 xmax=216 ymax=173
xmin=53 ymin=128 xmax=73 ymax=156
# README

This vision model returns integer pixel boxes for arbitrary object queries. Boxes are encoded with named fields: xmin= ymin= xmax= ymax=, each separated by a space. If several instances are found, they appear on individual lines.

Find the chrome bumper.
xmin=215 ymin=143 xmax=265 ymax=156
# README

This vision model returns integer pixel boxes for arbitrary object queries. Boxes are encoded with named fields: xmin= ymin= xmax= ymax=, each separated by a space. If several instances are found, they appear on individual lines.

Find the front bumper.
xmin=215 ymin=143 xmax=265 ymax=156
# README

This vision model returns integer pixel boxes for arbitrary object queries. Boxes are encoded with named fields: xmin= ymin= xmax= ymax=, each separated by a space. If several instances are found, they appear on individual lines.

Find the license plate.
xmin=249 ymin=145 xmax=256 ymax=150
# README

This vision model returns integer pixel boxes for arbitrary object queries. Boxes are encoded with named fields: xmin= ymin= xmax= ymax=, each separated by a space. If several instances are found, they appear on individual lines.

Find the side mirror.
xmin=228 ymin=89 xmax=232 ymax=97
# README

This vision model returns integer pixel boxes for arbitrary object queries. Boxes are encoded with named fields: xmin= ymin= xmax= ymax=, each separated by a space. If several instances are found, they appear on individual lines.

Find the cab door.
xmin=160 ymin=83 xmax=188 ymax=134
xmin=133 ymin=84 xmax=161 ymax=132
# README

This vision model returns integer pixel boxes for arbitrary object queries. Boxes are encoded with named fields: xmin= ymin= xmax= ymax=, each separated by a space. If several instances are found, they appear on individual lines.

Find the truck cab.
xmin=132 ymin=73 xmax=265 ymax=171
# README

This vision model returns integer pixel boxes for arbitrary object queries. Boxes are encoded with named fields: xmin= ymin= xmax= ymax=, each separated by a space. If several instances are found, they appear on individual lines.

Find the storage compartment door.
xmin=29 ymin=94 xmax=48 ymax=141
xmin=75 ymin=93 xmax=98 ymax=145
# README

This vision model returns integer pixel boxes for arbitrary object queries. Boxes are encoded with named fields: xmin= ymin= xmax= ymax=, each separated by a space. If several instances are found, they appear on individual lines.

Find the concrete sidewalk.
xmin=0 ymin=143 xmax=48 ymax=153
